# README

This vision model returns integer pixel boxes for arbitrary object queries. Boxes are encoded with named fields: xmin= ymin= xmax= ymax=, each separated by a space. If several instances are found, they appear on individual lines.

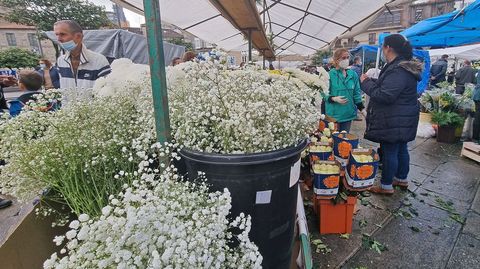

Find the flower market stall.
xmin=44 ymin=29 xmax=186 ymax=65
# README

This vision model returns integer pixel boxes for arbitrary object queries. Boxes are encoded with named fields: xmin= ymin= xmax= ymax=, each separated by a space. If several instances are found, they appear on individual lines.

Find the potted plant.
xmin=431 ymin=111 xmax=465 ymax=143
xmin=168 ymin=61 xmax=320 ymax=269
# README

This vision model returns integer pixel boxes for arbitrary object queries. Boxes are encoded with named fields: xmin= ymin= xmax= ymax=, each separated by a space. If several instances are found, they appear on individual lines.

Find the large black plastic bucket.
xmin=179 ymin=140 xmax=307 ymax=269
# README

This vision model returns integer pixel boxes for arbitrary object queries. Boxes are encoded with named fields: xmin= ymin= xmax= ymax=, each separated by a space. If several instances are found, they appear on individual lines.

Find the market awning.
xmin=402 ymin=0 xmax=480 ymax=48
xmin=112 ymin=0 xmax=274 ymax=59
xmin=115 ymin=0 xmax=408 ymax=57
xmin=428 ymin=43 xmax=480 ymax=61
xmin=262 ymin=0 xmax=409 ymax=55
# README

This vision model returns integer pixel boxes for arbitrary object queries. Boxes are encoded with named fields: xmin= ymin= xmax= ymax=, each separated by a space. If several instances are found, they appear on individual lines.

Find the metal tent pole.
xmin=143 ymin=0 xmax=171 ymax=143
xmin=362 ymin=47 xmax=366 ymax=73
xmin=375 ymin=47 xmax=381 ymax=71
xmin=248 ymin=29 xmax=252 ymax=62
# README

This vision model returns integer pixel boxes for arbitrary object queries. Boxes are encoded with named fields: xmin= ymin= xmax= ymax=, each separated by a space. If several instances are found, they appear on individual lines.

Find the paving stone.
xmin=420 ymin=159 xmax=479 ymax=203
xmin=409 ymin=150 xmax=446 ymax=170
xmin=344 ymin=198 xmax=462 ymax=269
xmin=463 ymin=211 xmax=480 ymax=240
xmin=408 ymin=164 xmax=435 ymax=184
xmin=413 ymin=187 xmax=470 ymax=217
xmin=416 ymin=140 xmax=462 ymax=158
xmin=472 ymin=184 xmax=480 ymax=214
xmin=446 ymin=234 xmax=480 ymax=269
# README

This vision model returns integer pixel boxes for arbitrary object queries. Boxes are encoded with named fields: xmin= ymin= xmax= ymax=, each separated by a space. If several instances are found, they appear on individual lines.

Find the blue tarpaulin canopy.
xmin=401 ymin=0 xmax=480 ymax=48
xmin=350 ymin=45 xmax=431 ymax=93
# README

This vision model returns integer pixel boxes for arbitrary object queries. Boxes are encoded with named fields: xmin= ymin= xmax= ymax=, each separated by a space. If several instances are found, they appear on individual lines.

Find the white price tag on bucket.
xmin=289 ymin=159 xmax=301 ymax=188
xmin=255 ymin=190 xmax=272 ymax=204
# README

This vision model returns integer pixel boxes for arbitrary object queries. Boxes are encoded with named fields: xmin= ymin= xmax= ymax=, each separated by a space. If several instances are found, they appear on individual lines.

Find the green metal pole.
xmin=248 ymin=29 xmax=252 ymax=62
xmin=143 ymin=0 xmax=171 ymax=143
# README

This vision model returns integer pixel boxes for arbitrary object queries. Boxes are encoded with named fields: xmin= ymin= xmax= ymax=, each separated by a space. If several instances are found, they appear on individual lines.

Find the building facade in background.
xmin=0 ymin=18 xmax=56 ymax=63
xmin=336 ymin=0 xmax=472 ymax=49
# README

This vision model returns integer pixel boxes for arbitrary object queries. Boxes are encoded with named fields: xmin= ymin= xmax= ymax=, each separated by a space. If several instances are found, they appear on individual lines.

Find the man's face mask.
xmin=59 ymin=40 xmax=77 ymax=52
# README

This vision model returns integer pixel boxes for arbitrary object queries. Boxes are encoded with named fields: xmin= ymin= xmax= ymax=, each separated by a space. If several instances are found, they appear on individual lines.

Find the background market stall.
xmin=428 ymin=43 xmax=480 ymax=61
xmin=350 ymin=44 xmax=431 ymax=93
xmin=45 ymin=29 xmax=185 ymax=65
xmin=402 ymin=0 xmax=480 ymax=48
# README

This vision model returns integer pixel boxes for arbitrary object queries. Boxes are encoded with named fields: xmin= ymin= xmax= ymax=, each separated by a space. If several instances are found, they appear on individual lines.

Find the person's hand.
xmin=431 ymin=76 xmax=436 ymax=81
xmin=332 ymin=96 xmax=348 ymax=104
xmin=0 ymin=75 xmax=17 ymax=87
xmin=360 ymin=74 xmax=368 ymax=83
xmin=360 ymin=109 xmax=367 ymax=118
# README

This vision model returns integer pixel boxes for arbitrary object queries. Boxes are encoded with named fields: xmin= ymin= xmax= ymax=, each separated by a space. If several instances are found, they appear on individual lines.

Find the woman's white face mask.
xmin=339 ymin=59 xmax=349 ymax=69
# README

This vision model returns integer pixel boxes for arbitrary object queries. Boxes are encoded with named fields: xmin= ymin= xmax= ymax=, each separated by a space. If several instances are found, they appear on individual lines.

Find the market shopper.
xmin=454 ymin=60 xmax=477 ymax=94
xmin=350 ymin=56 xmax=363 ymax=77
xmin=360 ymin=34 xmax=421 ymax=195
xmin=37 ymin=59 xmax=60 ymax=89
xmin=473 ymin=71 xmax=480 ymax=144
xmin=0 ymin=74 xmax=17 ymax=111
xmin=182 ymin=51 xmax=196 ymax=62
xmin=171 ymin=57 xmax=182 ymax=66
xmin=430 ymin=54 xmax=448 ymax=87
xmin=9 ymin=70 xmax=43 ymax=117
xmin=324 ymin=48 xmax=365 ymax=132
xmin=54 ymin=20 xmax=111 ymax=89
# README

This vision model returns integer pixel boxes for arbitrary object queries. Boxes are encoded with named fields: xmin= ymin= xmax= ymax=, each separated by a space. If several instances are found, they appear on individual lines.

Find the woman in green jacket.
xmin=325 ymin=48 xmax=365 ymax=132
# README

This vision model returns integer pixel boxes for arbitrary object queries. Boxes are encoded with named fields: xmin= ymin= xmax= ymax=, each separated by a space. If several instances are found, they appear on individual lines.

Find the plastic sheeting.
xmin=115 ymin=0 xmax=406 ymax=56
xmin=402 ymin=0 xmax=480 ymax=48
xmin=350 ymin=45 xmax=431 ymax=93
xmin=45 ymin=29 xmax=185 ymax=65
xmin=428 ymin=43 xmax=480 ymax=61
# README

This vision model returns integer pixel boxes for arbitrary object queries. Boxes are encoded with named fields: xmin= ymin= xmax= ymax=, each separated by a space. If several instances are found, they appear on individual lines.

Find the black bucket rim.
xmin=179 ymin=139 xmax=308 ymax=166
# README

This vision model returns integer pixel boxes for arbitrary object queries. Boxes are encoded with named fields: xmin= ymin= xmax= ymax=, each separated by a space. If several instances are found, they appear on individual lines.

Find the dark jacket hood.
xmin=398 ymin=61 xmax=423 ymax=81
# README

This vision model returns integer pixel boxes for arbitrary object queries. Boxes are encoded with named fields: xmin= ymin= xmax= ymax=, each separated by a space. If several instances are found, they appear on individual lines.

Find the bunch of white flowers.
xmin=93 ymin=58 xmax=150 ymax=98
xmin=23 ymin=89 xmax=62 ymax=112
xmin=168 ymin=62 xmax=320 ymax=154
xmin=0 ymin=89 xmax=156 ymax=216
xmin=0 ymin=110 xmax=56 ymax=196
xmin=283 ymin=67 xmax=329 ymax=93
xmin=44 ymin=143 xmax=262 ymax=269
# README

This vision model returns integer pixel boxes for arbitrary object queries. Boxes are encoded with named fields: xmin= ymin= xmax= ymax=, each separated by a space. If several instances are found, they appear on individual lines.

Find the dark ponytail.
xmin=383 ymin=34 xmax=413 ymax=60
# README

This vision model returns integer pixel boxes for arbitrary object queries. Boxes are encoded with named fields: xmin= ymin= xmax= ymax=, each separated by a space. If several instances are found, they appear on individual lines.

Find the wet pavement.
xmin=307 ymin=121 xmax=480 ymax=269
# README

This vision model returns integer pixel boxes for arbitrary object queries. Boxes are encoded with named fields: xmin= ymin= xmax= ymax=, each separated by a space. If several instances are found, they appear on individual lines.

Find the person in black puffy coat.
xmin=360 ymin=34 xmax=421 ymax=195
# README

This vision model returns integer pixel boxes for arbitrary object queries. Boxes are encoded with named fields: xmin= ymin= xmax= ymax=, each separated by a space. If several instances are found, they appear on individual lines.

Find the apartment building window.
xmin=370 ymin=9 xmax=402 ymax=28
xmin=28 ymin=33 xmax=39 ymax=47
xmin=415 ymin=8 xmax=423 ymax=22
xmin=368 ymin=33 xmax=376 ymax=45
xmin=436 ymin=4 xmax=445 ymax=16
xmin=6 ymin=33 xmax=16 ymax=46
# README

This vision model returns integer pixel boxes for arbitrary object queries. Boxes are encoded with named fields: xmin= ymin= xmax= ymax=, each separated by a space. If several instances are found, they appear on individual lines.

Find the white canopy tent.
xmin=262 ymin=0 xmax=409 ymax=55
xmin=428 ymin=43 xmax=480 ymax=61
xmin=114 ymin=0 xmax=407 ymax=57
xmin=113 ymin=0 xmax=248 ymax=51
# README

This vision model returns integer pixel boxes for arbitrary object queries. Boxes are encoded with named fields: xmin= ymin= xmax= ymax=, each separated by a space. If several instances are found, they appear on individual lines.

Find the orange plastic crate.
xmin=313 ymin=195 xmax=357 ymax=234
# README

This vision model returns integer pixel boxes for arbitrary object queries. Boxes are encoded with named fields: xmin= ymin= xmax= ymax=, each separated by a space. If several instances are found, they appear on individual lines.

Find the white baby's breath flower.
xmin=78 ymin=214 xmax=89 ymax=222
xmin=69 ymin=220 xmax=80 ymax=230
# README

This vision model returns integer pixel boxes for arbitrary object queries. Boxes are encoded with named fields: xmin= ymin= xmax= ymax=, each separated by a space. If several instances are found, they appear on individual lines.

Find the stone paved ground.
xmin=308 ymin=121 xmax=480 ymax=269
